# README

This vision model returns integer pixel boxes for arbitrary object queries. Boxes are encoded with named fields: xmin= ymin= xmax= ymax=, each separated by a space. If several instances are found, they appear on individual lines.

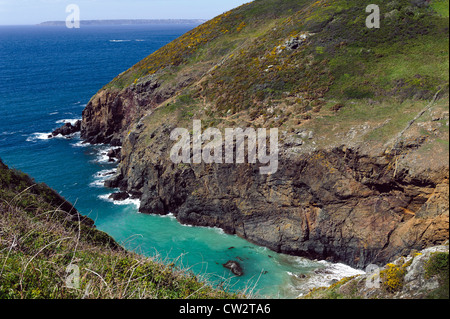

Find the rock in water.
xmin=109 ymin=192 xmax=130 ymax=201
xmin=51 ymin=120 xmax=81 ymax=137
xmin=107 ymin=148 xmax=121 ymax=162
xmin=223 ymin=260 xmax=244 ymax=277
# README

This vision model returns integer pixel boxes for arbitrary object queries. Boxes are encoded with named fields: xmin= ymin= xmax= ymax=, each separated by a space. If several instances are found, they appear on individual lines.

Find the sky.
xmin=0 ymin=0 xmax=252 ymax=25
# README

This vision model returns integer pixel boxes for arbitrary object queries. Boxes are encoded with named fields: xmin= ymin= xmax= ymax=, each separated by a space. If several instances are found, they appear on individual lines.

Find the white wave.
xmin=89 ymin=180 xmax=106 ymax=188
xmin=56 ymin=132 xmax=80 ymax=139
xmin=145 ymin=211 xmax=227 ymax=234
xmin=27 ymin=131 xmax=81 ymax=142
xmin=160 ymin=212 xmax=176 ymax=219
xmin=26 ymin=132 xmax=52 ymax=142
xmin=49 ymin=112 xmax=59 ymax=115
xmin=109 ymin=39 xmax=131 ymax=43
xmin=70 ymin=102 xmax=87 ymax=108
xmin=317 ymin=260 xmax=365 ymax=277
xmin=1 ymin=131 xmax=19 ymax=136
xmin=92 ymin=149 xmax=111 ymax=163
xmin=212 ymin=227 xmax=226 ymax=235
xmin=135 ymin=39 xmax=145 ymax=42
xmin=94 ymin=169 xmax=117 ymax=178
xmin=292 ymin=261 xmax=365 ymax=297
xmin=89 ymin=169 xmax=117 ymax=188
xmin=98 ymin=193 xmax=141 ymax=208
xmin=121 ymin=198 xmax=141 ymax=208
xmin=71 ymin=141 xmax=89 ymax=148
xmin=177 ymin=221 xmax=226 ymax=234
xmin=91 ymin=146 xmax=121 ymax=164
xmin=98 ymin=194 xmax=115 ymax=202
xmin=55 ymin=118 xmax=81 ymax=125
xmin=95 ymin=152 xmax=112 ymax=164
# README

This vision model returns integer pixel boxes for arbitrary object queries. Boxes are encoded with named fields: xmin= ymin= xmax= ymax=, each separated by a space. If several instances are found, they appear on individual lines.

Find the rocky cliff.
xmin=81 ymin=0 xmax=449 ymax=268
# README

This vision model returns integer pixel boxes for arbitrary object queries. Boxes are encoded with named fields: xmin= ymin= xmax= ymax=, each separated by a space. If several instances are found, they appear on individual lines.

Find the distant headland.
xmin=38 ymin=19 xmax=207 ymax=26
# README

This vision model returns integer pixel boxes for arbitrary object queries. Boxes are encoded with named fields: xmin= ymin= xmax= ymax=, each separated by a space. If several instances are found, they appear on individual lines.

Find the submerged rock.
xmin=223 ymin=260 xmax=244 ymax=277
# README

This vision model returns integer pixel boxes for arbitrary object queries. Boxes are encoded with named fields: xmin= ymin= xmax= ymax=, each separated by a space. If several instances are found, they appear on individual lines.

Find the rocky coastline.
xmin=91 ymin=125 xmax=448 ymax=269
xmin=77 ymin=0 xmax=449 ymax=271
xmin=78 ymin=85 xmax=449 ymax=269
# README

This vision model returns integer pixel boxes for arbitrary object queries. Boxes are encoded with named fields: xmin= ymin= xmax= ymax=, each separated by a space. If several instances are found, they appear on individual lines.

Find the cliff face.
xmin=81 ymin=0 xmax=449 ymax=268
xmin=106 ymin=123 xmax=449 ymax=268
xmin=81 ymin=73 xmax=200 ymax=145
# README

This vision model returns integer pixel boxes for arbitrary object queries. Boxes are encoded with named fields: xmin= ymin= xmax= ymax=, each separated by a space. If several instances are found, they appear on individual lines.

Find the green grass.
xmin=425 ymin=252 xmax=449 ymax=299
xmin=306 ymin=98 xmax=430 ymax=146
xmin=326 ymin=16 xmax=449 ymax=100
xmin=373 ymin=37 xmax=448 ymax=87
xmin=431 ymin=0 xmax=449 ymax=17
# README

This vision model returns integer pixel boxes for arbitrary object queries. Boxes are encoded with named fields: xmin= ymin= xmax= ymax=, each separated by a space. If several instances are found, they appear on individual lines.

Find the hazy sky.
xmin=0 ymin=0 xmax=252 ymax=25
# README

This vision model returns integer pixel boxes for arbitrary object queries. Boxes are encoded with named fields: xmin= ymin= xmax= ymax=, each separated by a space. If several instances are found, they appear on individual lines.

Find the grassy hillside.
xmin=94 ymin=0 xmax=448 ymax=160
xmin=198 ymin=0 xmax=449 ymax=128
xmin=0 ymin=159 xmax=239 ymax=299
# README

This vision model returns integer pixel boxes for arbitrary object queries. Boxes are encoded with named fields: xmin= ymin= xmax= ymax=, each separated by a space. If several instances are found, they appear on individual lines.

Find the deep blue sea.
xmin=0 ymin=25 xmax=363 ymax=298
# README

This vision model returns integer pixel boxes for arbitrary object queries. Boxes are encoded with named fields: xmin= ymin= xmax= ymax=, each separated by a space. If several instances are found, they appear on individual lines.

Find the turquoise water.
xmin=0 ymin=25 xmax=362 ymax=298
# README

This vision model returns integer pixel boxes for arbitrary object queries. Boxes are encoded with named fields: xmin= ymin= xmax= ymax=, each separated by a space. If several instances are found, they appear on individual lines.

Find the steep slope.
xmin=0 ymin=159 xmax=238 ymax=299
xmin=81 ymin=0 xmax=449 ymax=268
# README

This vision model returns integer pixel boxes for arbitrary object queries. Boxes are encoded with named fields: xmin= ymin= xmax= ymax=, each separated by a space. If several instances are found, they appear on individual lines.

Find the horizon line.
xmin=0 ymin=18 xmax=209 ymax=26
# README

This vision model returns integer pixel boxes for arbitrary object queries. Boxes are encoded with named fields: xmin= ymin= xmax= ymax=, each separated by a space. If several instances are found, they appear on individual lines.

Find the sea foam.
xmin=55 ymin=118 xmax=81 ymax=125
xmin=89 ymin=169 xmax=117 ymax=188
xmin=26 ymin=132 xmax=52 ymax=142
xmin=91 ymin=146 xmax=121 ymax=164
xmin=98 ymin=193 xmax=141 ymax=208
xmin=290 ymin=260 xmax=365 ymax=297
